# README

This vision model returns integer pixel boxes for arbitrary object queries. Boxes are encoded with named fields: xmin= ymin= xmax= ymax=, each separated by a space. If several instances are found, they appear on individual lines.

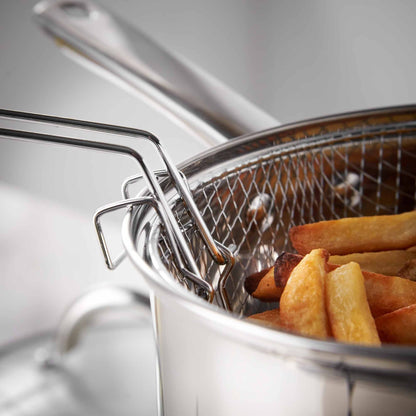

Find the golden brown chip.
xmin=273 ymin=252 xmax=303 ymax=288
xmin=289 ymin=210 xmax=416 ymax=255
xmin=247 ymin=309 xmax=281 ymax=329
xmin=244 ymin=266 xmax=280 ymax=302
xmin=326 ymin=262 xmax=380 ymax=346
xmin=397 ymin=259 xmax=416 ymax=281
xmin=280 ymin=249 xmax=331 ymax=339
xmin=375 ymin=304 xmax=416 ymax=345
xmin=363 ymin=271 xmax=416 ymax=317
xmin=244 ymin=253 xmax=302 ymax=301
xmin=329 ymin=250 xmax=416 ymax=276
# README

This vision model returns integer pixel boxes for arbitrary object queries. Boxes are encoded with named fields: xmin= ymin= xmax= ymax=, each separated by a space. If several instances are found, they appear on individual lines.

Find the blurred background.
xmin=0 ymin=0 xmax=416 ymax=413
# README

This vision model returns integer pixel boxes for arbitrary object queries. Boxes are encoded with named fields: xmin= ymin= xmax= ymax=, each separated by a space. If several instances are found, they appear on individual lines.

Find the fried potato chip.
xmin=280 ymin=249 xmax=331 ymax=339
xmin=329 ymin=250 xmax=416 ymax=276
xmin=244 ymin=253 xmax=302 ymax=301
xmin=244 ymin=266 xmax=280 ymax=302
xmin=398 ymin=259 xmax=416 ymax=281
xmin=363 ymin=271 xmax=416 ymax=317
xmin=247 ymin=309 xmax=281 ymax=329
xmin=289 ymin=210 xmax=416 ymax=255
xmin=375 ymin=304 xmax=416 ymax=345
xmin=326 ymin=262 xmax=380 ymax=346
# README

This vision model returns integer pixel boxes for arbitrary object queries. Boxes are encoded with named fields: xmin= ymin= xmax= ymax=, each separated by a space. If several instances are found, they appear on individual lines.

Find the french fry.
xmin=398 ymin=259 xmax=416 ymax=281
xmin=364 ymin=270 xmax=416 ymax=317
xmin=273 ymin=252 xmax=303 ymax=288
xmin=244 ymin=266 xmax=280 ymax=302
xmin=289 ymin=210 xmax=416 ymax=255
xmin=329 ymin=250 xmax=416 ymax=276
xmin=247 ymin=309 xmax=281 ymax=329
xmin=375 ymin=304 xmax=416 ymax=345
xmin=326 ymin=262 xmax=380 ymax=346
xmin=244 ymin=253 xmax=302 ymax=301
xmin=280 ymin=249 xmax=331 ymax=339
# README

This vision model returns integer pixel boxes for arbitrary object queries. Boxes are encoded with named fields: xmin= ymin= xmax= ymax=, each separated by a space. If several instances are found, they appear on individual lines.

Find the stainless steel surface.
xmin=126 ymin=107 xmax=416 ymax=415
xmin=34 ymin=0 xmax=278 ymax=146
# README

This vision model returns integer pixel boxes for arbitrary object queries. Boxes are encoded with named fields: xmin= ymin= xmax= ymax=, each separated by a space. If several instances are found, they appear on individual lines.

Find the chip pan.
xmin=4 ymin=1 xmax=416 ymax=415
xmin=3 ymin=106 xmax=416 ymax=415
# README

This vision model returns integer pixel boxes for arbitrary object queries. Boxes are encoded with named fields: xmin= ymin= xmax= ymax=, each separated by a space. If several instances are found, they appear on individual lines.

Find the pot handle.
xmin=33 ymin=0 xmax=279 ymax=146
xmin=40 ymin=284 xmax=152 ymax=366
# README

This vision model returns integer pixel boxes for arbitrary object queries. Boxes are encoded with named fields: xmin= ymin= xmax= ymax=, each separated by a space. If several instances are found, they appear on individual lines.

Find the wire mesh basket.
xmin=149 ymin=108 xmax=416 ymax=317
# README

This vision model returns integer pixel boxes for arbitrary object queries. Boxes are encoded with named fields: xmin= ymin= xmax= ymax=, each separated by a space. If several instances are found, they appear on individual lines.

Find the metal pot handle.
xmin=33 ymin=0 xmax=278 ymax=146
xmin=41 ymin=284 xmax=152 ymax=366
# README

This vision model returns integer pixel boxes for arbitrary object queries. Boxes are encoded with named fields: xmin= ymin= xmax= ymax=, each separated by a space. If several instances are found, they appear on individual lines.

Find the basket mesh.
xmin=156 ymin=120 xmax=416 ymax=315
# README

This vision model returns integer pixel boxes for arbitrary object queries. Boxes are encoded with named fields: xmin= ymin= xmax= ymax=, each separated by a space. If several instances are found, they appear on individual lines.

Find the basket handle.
xmin=33 ymin=0 xmax=279 ymax=146
xmin=0 ymin=109 xmax=222 ymax=368
xmin=0 ymin=109 xmax=218 ymax=297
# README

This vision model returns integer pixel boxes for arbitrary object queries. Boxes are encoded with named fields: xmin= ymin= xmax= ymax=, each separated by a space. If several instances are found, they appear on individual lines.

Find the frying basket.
xmin=139 ymin=107 xmax=416 ymax=317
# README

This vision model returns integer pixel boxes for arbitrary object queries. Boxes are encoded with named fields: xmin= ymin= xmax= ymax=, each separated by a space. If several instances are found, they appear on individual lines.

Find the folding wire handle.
xmin=0 ymin=109 xmax=235 ymax=302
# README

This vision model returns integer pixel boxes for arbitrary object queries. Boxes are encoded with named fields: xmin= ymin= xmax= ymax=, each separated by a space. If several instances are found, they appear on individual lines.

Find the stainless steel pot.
xmin=3 ymin=1 xmax=416 ymax=415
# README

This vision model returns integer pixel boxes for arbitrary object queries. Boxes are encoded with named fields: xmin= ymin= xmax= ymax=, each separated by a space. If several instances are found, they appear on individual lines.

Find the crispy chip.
xmin=289 ymin=211 xmax=416 ymax=255
xmin=247 ymin=309 xmax=281 ymax=329
xmin=363 ymin=271 xmax=416 ymax=317
xmin=329 ymin=250 xmax=416 ymax=276
xmin=280 ymin=249 xmax=331 ymax=339
xmin=326 ymin=262 xmax=380 ymax=345
xmin=375 ymin=304 xmax=416 ymax=345
xmin=244 ymin=253 xmax=302 ymax=301
xmin=398 ymin=259 xmax=416 ymax=281
xmin=244 ymin=266 xmax=280 ymax=302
